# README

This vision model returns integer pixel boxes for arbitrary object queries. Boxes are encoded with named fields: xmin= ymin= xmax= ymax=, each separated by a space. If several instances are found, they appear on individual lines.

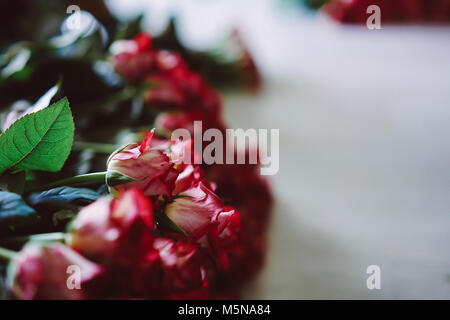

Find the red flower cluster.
xmin=8 ymin=33 xmax=272 ymax=299
xmin=76 ymin=133 xmax=245 ymax=298
xmin=323 ymin=0 xmax=450 ymax=23
xmin=8 ymin=130 xmax=264 ymax=299
xmin=113 ymin=33 xmax=225 ymax=132
xmin=111 ymin=33 xmax=272 ymax=294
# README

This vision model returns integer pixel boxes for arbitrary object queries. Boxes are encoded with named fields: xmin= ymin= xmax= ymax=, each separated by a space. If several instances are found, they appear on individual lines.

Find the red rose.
xmin=113 ymin=51 xmax=154 ymax=82
xmin=134 ymin=32 xmax=153 ymax=52
xmin=112 ymin=33 xmax=155 ymax=82
xmin=112 ymin=31 xmax=225 ymax=131
xmin=70 ymin=188 xmax=154 ymax=264
xmin=8 ymin=243 xmax=104 ymax=300
xmin=204 ymin=162 xmax=272 ymax=284
xmin=144 ymin=74 xmax=187 ymax=109
xmin=103 ymin=237 xmax=210 ymax=298
xmin=154 ymin=238 xmax=208 ymax=295
xmin=165 ymin=182 xmax=224 ymax=239
xmin=164 ymin=179 xmax=242 ymax=273
xmin=107 ymin=129 xmax=179 ymax=197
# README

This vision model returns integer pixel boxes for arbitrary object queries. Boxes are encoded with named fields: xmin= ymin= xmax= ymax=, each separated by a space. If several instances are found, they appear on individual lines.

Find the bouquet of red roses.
xmin=0 ymin=32 xmax=272 ymax=299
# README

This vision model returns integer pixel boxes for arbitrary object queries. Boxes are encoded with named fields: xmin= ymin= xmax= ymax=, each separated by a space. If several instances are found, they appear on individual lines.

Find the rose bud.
xmin=111 ymin=33 xmax=155 ymax=82
xmin=8 ymin=242 xmax=103 ymax=300
xmin=165 ymin=182 xmax=224 ymax=239
xmin=154 ymin=238 xmax=208 ymax=294
xmin=69 ymin=188 xmax=154 ymax=264
xmin=107 ymin=129 xmax=179 ymax=197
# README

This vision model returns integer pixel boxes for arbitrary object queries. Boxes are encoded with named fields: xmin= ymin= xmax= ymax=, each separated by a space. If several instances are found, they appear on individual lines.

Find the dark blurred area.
xmin=0 ymin=0 xmax=262 ymax=184
xmin=0 ymin=0 xmax=260 ymax=106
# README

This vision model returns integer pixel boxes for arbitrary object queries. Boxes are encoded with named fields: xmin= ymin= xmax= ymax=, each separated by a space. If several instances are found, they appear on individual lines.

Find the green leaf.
xmin=172 ymin=194 xmax=193 ymax=200
xmin=1 ymin=81 xmax=63 ymax=133
xmin=0 ymin=97 xmax=74 ymax=175
xmin=0 ymin=191 xmax=40 ymax=233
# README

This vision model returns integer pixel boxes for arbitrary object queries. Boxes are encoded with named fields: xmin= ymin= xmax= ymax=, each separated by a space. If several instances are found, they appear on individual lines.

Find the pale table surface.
xmin=109 ymin=0 xmax=450 ymax=299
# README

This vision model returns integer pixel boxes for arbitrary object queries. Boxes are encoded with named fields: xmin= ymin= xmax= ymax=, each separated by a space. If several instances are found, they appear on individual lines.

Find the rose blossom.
xmin=112 ymin=32 xmax=224 ymax=130
xmin=112 ymin=33 xmax=155 ymax=82
xmin=8 ymin=243 xmax=103 ymax=300
xmin=107 ymin=129 xmax=179 ymax=197
xmin=165 ymin=182 xmax=224 ymax=239
xmin=164 ymin=180 xmax=243 ymax=268
xmin=69 ymin=188 xmax=154 ymax=264
xmin=153 ymin=238 xmax=208 ymax=295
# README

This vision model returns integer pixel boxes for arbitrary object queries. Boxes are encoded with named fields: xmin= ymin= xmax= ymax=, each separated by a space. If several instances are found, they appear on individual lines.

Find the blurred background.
xmin=2 ymin=0 xmax=450 ymax=299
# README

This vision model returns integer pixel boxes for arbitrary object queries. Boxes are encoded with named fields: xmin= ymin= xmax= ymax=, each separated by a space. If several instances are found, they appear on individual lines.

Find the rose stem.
xmin=0 ymin=247 xmax=17 ymax=262
xmin=72 ymin=141 xmax=119 ymax=154
xmin=27 ymin=171 xmax=107 ymax=193
xmin=1 ymin=232 xmax=68 ymax=245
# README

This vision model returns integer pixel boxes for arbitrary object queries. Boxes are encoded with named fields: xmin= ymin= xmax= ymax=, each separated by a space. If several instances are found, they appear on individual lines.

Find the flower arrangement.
xmin=0 ymin=31 xmax=272 ymax=300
